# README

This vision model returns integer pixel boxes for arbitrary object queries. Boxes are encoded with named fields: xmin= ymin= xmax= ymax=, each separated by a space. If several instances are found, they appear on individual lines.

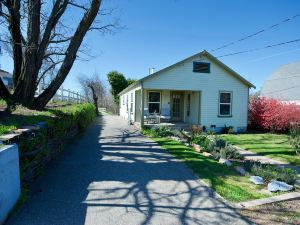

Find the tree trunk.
xmin=88 ymin=85 xmax=99 ymax=115
xmin=0 ymin=0 xmax=102 ymax=110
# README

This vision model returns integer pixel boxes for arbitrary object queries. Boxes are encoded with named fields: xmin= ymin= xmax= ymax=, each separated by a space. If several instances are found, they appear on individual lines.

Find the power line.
xmin=211 ymin=12 xmax=300 ymax=52
xmin=216 ymin=38 xmax=300 ymax=58
xmin=263 ymin=83 xmax=300 ymax=95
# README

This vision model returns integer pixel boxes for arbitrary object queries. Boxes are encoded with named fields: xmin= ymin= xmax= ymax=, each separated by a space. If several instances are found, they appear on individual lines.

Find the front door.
xmin=172 ymin=92 xmax=182 ymax=121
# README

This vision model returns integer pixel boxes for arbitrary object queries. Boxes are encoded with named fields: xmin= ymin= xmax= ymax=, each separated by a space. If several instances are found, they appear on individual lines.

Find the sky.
xmin=1 ymin=0 xmax=300 ymax=93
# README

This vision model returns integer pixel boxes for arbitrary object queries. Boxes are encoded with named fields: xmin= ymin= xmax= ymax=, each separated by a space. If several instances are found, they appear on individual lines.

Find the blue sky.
xmin=1 ymin=0 xmax=300 ymax=92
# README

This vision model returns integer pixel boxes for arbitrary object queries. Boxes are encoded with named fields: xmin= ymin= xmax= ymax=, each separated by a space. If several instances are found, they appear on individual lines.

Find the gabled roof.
xmin=119 ymin=50 xmax=255 ymax=96
xmin=261 ymin=60 xmax=300 ymax=101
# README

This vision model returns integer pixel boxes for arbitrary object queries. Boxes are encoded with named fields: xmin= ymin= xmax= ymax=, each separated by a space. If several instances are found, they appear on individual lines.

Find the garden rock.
xmin=219 ymin=158 xmax=232 ymax=166
xmin=268 ymin=180 xmax=294 ymax=192
xmin=202 ymin=152 xmax=212 ymax=157
xmin=295 ymin=180 xmax=300 ymax=188
xmin=249 ymin=176 xmax=264 ymax=185
xmin=234 ymin=166 xmax=247 ymax=176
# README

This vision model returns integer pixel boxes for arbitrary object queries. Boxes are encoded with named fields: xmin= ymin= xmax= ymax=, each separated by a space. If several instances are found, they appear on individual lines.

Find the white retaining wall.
xmin=0 ymin=144 xmax=21 ymax=224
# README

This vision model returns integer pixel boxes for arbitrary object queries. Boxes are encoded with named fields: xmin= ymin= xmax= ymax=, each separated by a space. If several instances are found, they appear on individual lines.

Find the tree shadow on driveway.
xmin=6 ymin=116 xmax=253 ymax=225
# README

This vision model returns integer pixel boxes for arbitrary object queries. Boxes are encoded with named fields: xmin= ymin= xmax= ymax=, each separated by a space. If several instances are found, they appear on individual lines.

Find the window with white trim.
xmin=219 ymin=92 xmax=232 ymax=116
xmin=148 ymin=91 xmax=161 ymax=114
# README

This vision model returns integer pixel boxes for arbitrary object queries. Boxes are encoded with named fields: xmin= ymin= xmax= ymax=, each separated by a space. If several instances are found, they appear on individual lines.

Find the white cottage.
xmin=119 ymin=50 xmax=255 ymax=132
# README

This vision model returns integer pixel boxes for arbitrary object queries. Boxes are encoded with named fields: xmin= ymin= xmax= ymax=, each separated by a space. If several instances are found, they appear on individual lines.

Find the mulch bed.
xmin=238 ymin=199 xmax=300 ymax=225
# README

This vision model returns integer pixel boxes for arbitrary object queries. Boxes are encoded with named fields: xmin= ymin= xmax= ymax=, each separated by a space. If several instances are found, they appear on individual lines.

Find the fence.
xmin=36 ymin=86 xmax=86 ymax=104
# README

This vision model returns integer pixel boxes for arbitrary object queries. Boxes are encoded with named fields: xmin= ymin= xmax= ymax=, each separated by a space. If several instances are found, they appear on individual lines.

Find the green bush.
xmin=219 ymin=145 xmax=243 ymax=159
xmin=216 ymin=138 xmax=227 ymax=148
xmin=206 ymin=140 xmax=217 ymax=152
xmin=142 ymin=126 xmax=172 ymax=138
xmin=191 ymin=134 xmax=207 ymax=145
xmin=221 ymin=125 xmax=234 ymax=134
xmin=289 ymin=123 xmax=300 ymax=155
xmin=49 ymin=103 xmax=96 ymax=137
xmin=251 ymin=164 xmax=297 ymax=184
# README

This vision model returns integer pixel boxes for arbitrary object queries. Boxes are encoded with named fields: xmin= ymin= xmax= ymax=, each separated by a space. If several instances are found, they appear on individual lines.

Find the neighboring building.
xmin=0 ymin=69 xmax=13 ymax=90
xmin=261 ymin=61 xmax=300 ymax=105
xmin=119 ymin=50 xmax=255 ymax=132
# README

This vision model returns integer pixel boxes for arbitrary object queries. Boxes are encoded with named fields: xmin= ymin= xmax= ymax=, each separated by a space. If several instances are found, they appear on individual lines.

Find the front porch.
xmin=133 ymin=89 xmax=201 ymax=127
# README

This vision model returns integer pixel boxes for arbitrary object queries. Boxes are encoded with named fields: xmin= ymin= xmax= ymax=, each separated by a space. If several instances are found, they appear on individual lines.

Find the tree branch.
xmin=34 ymin=0 xmax=102 ymax=109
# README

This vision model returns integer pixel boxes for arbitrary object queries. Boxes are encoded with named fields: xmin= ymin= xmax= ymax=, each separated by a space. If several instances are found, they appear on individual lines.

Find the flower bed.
xmin=142 ymin=126 xmax=299 ymax=196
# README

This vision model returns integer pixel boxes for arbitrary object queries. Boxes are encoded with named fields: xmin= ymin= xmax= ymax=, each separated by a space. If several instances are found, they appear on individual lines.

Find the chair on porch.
xmin=160 ymin=108 xmax=171 ymax=122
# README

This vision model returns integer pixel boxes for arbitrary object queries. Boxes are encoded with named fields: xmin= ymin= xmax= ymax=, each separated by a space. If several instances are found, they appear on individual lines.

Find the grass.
xmin=142 ymin=130 xmax=270 ymax=202
xmin=220 ymin=133 xmax=300 ymax=166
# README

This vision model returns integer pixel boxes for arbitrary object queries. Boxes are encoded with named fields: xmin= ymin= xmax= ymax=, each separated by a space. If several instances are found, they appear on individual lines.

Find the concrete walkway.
xmin=6 ymin=115 xmax=252 ymax=225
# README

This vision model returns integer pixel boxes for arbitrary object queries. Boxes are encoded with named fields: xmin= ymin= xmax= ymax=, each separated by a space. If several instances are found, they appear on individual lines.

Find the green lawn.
xmin=149 ymin=136 xmax=270 ymax=202
xmin=220 ymin=133 xmax=300 ymax=167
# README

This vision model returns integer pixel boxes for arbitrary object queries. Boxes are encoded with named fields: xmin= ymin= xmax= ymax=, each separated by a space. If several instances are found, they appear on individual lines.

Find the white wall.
xmin=143 ymin=54 xmax=249 ymax=131
xmin=0 ymin=144 xmax=21 ymax=224
xmin=119 ymin=86 xmax=141 ymax=123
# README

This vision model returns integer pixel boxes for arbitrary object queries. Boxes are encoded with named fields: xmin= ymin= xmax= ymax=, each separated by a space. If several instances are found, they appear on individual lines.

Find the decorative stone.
xmin=193 ymin=144 xmax=202 ymax=152
xmin=202 ymin=152 xmax=212 ymax=157
xmin=234 ymin=166 xmax=247 ymax=176
xmin=219 ymin=158 xmax=232 ymax=166
xmin=0 ymin=133 xmax=20 ymax=142
xmin=268 ymin=180 xmax=294 ymax=192
xmin=225 ymin=160 xmax=232 ymax=166
xmin=249 ymin=176 xmax=264 ymax=185
xmin=13 ymin=128 xmax=31 ymax=134
xmin=21 ymin=125 xmax=40 ymax=131
xmin=295 ymin=180 xmax=300 ymax=188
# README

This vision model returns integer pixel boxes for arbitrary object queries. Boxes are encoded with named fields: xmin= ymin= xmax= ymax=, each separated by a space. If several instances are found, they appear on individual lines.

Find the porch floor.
xmin=134 ymin=121 xmax=191 ymax=131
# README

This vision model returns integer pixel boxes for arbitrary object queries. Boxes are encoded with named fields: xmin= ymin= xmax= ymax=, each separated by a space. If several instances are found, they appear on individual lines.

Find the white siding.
xmin=119 ymin=85 xmax=141 ymax=122
xmin=143 ymin=55 xmax=249 ymax=131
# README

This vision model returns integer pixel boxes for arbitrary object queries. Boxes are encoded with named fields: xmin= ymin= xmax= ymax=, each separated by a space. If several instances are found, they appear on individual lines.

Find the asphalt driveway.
xmin=6 ymin=115 xmax=252 ymax=225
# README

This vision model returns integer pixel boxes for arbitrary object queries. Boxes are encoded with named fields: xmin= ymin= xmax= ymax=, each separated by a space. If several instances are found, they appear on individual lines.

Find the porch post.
xmin=140 ymin=83 xmax=144 ymax=128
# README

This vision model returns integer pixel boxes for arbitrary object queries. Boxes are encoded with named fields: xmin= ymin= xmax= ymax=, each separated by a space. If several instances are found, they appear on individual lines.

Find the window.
xmin=148 ymin=91 xmax=161 ymax=114
xmin=122 ymin=96 xmax=125 ymax=105
xmin=187 ymin=94 xmax=191 ymax=116
xmin=193 ymin=62 xmax=210 ymax=73
xmin=219 ymin=92 xmax=232 ymax=116
xmin=130 ymin=92 xmax=133 ymax=113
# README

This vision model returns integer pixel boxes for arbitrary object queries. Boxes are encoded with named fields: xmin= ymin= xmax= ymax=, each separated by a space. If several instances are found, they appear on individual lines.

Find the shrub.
xmin=206 ymin=140 xmax=218 ymax=153
xmin=191 ymin=134 xmax=207 ymax=145
xmin=216 ymin=138 xmax=227 ymax=148
xmin=249 ymin=96 xmax=300 ymax=132
xmin=211 ymin=149 xmax=220 ymax=160
xmin=142 ymin=126 xmax=173 ymax=138
xmin=191 ymin=124 xmax=202 ymax=134
xmin=251 ymin=164 xmax=297 ymax=184
xmin=221 ymin=145 xmax=243 ymax=159
xmin=221 ymin=125 xmax=234 ymax=134
xmin=289 ymin=123 xmax=300 ymax=155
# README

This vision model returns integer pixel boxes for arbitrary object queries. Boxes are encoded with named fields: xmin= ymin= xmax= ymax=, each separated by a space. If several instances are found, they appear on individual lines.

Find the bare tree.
xmin=0 ymin=0 xmax=118 ymax=110
xmin=78 ymin=73 xmax=106 ymax=115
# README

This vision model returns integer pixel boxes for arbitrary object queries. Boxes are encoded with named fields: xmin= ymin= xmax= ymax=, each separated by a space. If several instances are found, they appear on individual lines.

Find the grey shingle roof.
xmin=261 ymin=60 xmax=300 ymax=101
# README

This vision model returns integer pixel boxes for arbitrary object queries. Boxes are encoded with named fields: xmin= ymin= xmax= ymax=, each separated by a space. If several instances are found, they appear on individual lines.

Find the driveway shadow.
xmin=6 ymin=115 xmax=253 ymax=225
